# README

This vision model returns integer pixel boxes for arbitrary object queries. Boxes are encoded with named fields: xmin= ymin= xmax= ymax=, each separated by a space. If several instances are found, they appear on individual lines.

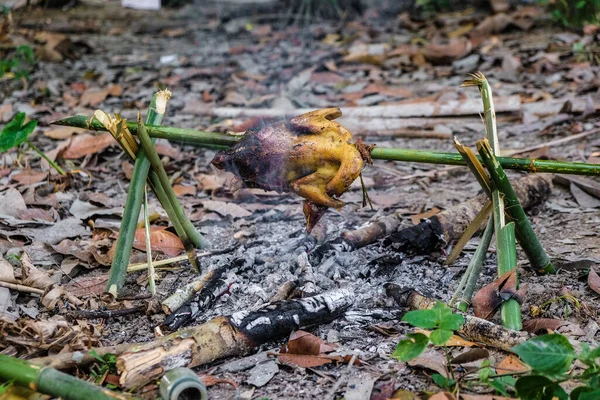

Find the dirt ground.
xmin=1 ymin=0 xmax=600 ymax=399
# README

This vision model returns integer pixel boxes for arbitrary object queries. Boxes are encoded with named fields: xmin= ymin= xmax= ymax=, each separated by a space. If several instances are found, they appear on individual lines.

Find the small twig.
xmin=67 ymin=305 xmax=146 ymax=319
xmin=0 ymin=280 xmax=44 ymax=295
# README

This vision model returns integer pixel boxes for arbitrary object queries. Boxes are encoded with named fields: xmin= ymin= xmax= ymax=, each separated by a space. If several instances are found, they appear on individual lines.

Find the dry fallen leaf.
xmin=449 ymin=348 xmax=489 ymax=365
xmin=496 ymin=354 xmax=530 ymax=374
xmin=132 ymin=226 xmax=184 ymax=257
xmin=173 ymin=184 xmax=197 ymax=197
xmin=588 ymin=267 xmax=600 ymax=295
xmin=473 ymin=270 xmax=525 ymax=320
xmin=278 ymin=330 xmax=345 ymax=368
xmin=11 ymin=169 xmax=48 ymax=185
xmin=21 ymin=253 xmax=54 ymax=290
xmin=410 ymin=207 xmax=441 ymax=225
xmin=429 ymin=393 xmax=455 ymax=400
xmin=44 ymin=126 xmax=88 ymax=139
xmin=408 ymin=349 xmax=450 ymax=378
xmin=414 ymin=329 xmax=477 ymax=347
xmin=60 ymin=132 xmax=115 ymax=159
xmin=522 ymin=318 xmax=567 ymax=334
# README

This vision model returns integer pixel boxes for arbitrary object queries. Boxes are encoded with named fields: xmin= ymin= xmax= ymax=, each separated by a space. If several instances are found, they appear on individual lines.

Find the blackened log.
xmin=384 ymin=174 xmax=553 ymax=254
xmin=116 ymin=289 xmax=353 ymax=389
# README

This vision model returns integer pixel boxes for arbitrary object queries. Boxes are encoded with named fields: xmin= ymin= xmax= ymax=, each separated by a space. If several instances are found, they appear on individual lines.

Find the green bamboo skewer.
xmin=52 ymin=115 xmax=600 ymax=176
xmin=478 ymin=140 xmax=556 ymax=274
xmin=0 ymin=354 xmax=136 ymax=400
xmin=463 ymin=72 xmax=522 ymax=330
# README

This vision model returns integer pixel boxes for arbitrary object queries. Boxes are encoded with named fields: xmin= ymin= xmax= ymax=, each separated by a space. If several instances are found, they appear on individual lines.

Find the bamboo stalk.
xmin=105 ymin=93 xmax=168 ymax=297
xmin=496 ymin=222 xmax=522 ymax=330
xmin=52 ymin=115 xmax=600 ymax=176
xmin=463 ymin=71 xmax=522 ymax=330
xmin=455 ymin=217 xmax=494 ymax=312
xmin=136 ymin=117 xmax=206 ymax=270
xmin=478 ymin=139 xmax=556 ymax=274
xmin=0 ymin=354 xmax=136 ymax=400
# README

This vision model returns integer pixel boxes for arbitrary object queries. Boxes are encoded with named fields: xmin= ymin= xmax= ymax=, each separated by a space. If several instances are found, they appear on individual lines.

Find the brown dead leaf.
xmin=496 ymin=354 xmax=530 ymax=374
xmin=408 ymin=349 xmax=450 ymax=378
xmin=522 ymin=318 xmax=567 ymax=334
xmin=44 ymin=126 xmax=88 ymax=139
xmin=588 ymin=267 xmax=600 ymax=295
xmin=277 ymin=330 xmax=341 ymax=368
xmin=410 ymin=207 xmax=440 ymax=225
xmin=429 ymin=393 xmax=455 ymax=400
xmin=132 ymin=227 xmax=184 ymax=257
xmin=63 ymin=274 xmax=109 ymax=297
xmin=473 ymin=270 xmax=524 ymax=320
xmin=414 ymin=329 xmax=477 ymax=347
xmin=79 ymin=84 xmax=122 ymax=107
xmin=199 ymin=374 xmax=238 ymax=388
xmin=60 ymin=132 xmax=115 ymax=159
xmin=173 ymin=184 xmax=197 ymax=197
xmin=11 ymin=169 xmax=47 ymax=185
xmin=202 ymin=200 xmax=251 ymax=218
xmin=21 ymin=253 xmax=54 ymax=290
xmin=0 ymin=257 xmax=16 ymax=283
xmin=422 ymin=38 xmax=472 ymax=65
xmin=460 ymin=395 xmax=517 ymax=400
xmin=450 ymin=348 xmax=489 ymax=364
xmin=280 ymin=330 xmax=335 ymax=355
xmin=41 ymin=286 xmax=83 ymax=310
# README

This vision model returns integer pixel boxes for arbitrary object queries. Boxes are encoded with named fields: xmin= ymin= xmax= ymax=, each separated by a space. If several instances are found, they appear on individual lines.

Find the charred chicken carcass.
xmin=211 ymin=108 xmax=372 ymax=232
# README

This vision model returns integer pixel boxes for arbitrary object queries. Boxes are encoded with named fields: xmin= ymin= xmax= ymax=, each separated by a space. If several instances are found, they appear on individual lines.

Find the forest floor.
xmin=1 ymin=0 xmax=600 ymax=399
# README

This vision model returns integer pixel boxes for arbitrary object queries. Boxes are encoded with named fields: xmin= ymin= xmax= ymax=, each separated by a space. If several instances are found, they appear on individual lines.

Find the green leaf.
xmin=516 ymin=376 xmax=565 ymax=400
xmin=429 ymin=329 xmax=453 ymax=346
xmin=571 ymin=387 xmax=596 ymax=400
xmin=489 ymin=376 xmax=516 ymax=397
xmin=512 ymin=334 xmax=575 ymax=377
xmin=392 ymin=333 xmax=429 ymax=362
xmin=432 ymin=373 xmax=456 ymax=389
xmin=402 ymin=309 xmax=438 ymax=329
xmin=576 ymin=0 xmax=587 ymax=8
xmin=0 ymin=113 xmax=37 ymax=152
xmin=438 ymin=313 xmax=464 ymax=331
xmin=432 ymin=301 xmax=452 ymax=322
xmin=580 ymin=390 xmax=600 ymax=400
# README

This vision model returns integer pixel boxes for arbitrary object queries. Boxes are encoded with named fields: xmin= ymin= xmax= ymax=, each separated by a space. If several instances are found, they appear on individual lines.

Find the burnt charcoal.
xmin=383 ymin=217 xmax=445 ymax=255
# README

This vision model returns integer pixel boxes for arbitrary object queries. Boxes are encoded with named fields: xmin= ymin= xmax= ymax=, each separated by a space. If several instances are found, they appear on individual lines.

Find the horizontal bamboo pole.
xmin=52 ymin=115 xmax=600 ymax=176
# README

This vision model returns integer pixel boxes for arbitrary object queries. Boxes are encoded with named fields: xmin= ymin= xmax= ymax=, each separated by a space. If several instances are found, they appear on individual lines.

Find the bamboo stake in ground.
xmin=52 ymin=115 xmax=600 ymax=176
xmin=462 ymin=72 xmax=522 ymax=331
xmin=478 ymin=139 xmax=555 ymax=274
xmin=105 ymin=91 xmax=171 ymax=297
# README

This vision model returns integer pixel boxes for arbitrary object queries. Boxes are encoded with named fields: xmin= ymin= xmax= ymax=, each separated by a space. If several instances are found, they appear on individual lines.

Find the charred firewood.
xmin=162 ymin=268 xmax=232 ymax=331
xmin=211 ymin=108 xmax=373 ymax=233
xmin=385 ymin=284 xmax=532 ymax=351
xmin=310 ymin=174 xmax=551 ymax=264
xmin=31 ymin=289 xmax=353 ymax=382
xmin=384 ymin=173 xmax=553 ymax=255
xmin=119 ymin=289 xmax=353 ymax=389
